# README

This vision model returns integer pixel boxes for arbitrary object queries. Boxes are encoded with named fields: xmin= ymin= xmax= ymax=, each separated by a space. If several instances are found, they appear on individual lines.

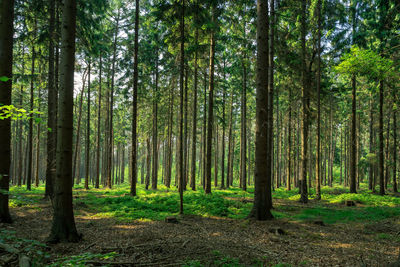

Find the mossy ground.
xmin=3 ymin=182 xmax=400 ymax=266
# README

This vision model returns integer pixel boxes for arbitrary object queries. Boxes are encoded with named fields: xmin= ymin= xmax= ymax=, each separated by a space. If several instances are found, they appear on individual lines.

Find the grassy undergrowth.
xmin=8 ymin=183 xmax=400 ymax=224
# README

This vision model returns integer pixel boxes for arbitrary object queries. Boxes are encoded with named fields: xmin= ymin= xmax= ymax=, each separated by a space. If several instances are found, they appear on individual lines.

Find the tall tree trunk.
xmin=227 ymin=88 xmax=234 ymax=188
xmin=48 ymin=0 xmax=80 ymax=242
xmin=183 ymin=66 xmax=188 ymax=190
xmin=385 ymin=113 xmax=390 ymax=189
xmin=107 ymin=11 xmax=120 ymax=189
xmin=130 ymin=0 xmax=140 ymax=196
xmin=299 ymin=0 xmax=309 ymax=203
xmin=240 ymin=55 xmax=247 ymax=191
xmin=145 ymin=138 xmax=150 ymax=189
xmin=393 ymin=104 xmax=398 ymax=192
xmin=95 ymin=55 xmax=102 ymax=189
xmin=214 ymin=124 xmax=218 ymax=187
xmin=45 ymin=0 xmax=56 ymax=198
xmin=369 ymin=93 xmax=373 ymax=190
xmin=350 ymin=74 xmax=357 ymax=193
xmin=85 ymin=59 xmax=91 ymax=190
xmin=220 ymin=59 xmax=226 ymax=189
xmin=0 ymin=0 xmax=14 ymax=223
xmin=35 ymin=61 xmax=42 ymax=187
xmin=267 ymin=0 xmax=275 ymax=195
xmin=287 ymin=86 xmax=292 ymax=191
xmin=190 ymin=28 xmax=199 ymax=191
xmin=202 ymin=69 xmax=207 ymax=189
xmin=205 ymin=8 xmax=216 ymax=194
xmin=315 ymin=0 xmax=322 ymax=199
xmin=178 ymin=0 xmax=185 ymax=213
xmin=27 ymin=25 xmax=37 ymax=191
xmin=250 ymin=0 xmax=273 ymax=220
xmin=152 ymin=50 xmax=159 ymax=190
xmin=379 ymin=80 xmax=385 ymax=195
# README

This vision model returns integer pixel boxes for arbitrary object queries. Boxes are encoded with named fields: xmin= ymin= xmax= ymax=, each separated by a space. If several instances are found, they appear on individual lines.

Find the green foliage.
xmin=0 ymin=76 xmax=11 ymax=82
xmin=0 ymin=230 xmax=51 ymax=266
xmin=335 ymin=46 xmax=394 ymax=80
xmin=0 ymin=104 xmax=44 ymax=122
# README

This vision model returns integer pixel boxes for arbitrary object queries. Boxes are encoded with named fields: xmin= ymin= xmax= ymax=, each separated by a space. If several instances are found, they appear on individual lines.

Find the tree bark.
xmin=45 ymin=0 xmax=56 ymax=198
xmin=205 ymin=9 xmax=215 ymax=194
xmin=48 ymin=0 xmax=80 ymax=242
xmin=379 ymin=80 xmax=385 ymax=195
xmin=0 ymin=0 xmax=14 ymax=223
xmin=299 ymin=0 xmax=309 ymax=203
xmin=190 ymin=28 xmax=199 ymax=191
xmin=350 ymin=75 xmax=357 ymax=193
xmin=249 ymin=0 xmax=273 ymax=220
xmin=95 ymin=55 xmax=102 ymax=189
xmin=85 ymin=59 xmax=91 ymax=190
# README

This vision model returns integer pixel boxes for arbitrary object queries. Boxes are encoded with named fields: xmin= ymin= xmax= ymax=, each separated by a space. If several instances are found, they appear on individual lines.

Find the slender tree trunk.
xmin=95 ymin=55 xmax=102 ymax=189
xmin=45 ymin=0 xmax=56 ymax=198
xmin=369 ymin=94 xmax=373 ymax=190
xmin=27 ymin=26 xmax=37 ymax=191
xmin=85 ymin=59 xmax=91 ymax=190
xmin=220 ymin=59 xmax=226 ymax=189
xmin=205 ymin=10 xmax=216 ymax=194
xmin=183 ymin=66 xmax=188 ymax=190
xmin=315 ymin=0 xmax=322 ymax=198
xmin=107 ymin=11 xmax=120 ymax=189
xmin=202 ymin=70 xmax=207 ymax=189
xmin=178 ymin=0 xmax=185 ymax=213
xmin=287 ymin=87 xmax=292 ymax=191
xmin=240 ymin=55 xmax=247 ymax=191
xmin=379 ymin=80 xmax=385 ymax=195
xmin=48 ymin=0 xmax=80 ymax=242
xmin=350 ymin=75 xmax=357 ymax=193
xmin=393 ymin=105 xmax=398 ymax=192
xmin=250 ymin=0 xmax=273 ymax=220
xmin=190 ymin=28 xmax=199 ymax=191
xmin=227 ymin=91 xmax=234 ymax=188
xmin=214 ymin=124 xmax=218 ymax=187
xmin=299 ymin=0 xmax=309 ymax=203
xmin=0 ymin=0 xmax=14 ymax=223
xmin=385 ymin=113 xmax=390 ymax=189
xmin=152 ymin=51 xmax=159 ymax=190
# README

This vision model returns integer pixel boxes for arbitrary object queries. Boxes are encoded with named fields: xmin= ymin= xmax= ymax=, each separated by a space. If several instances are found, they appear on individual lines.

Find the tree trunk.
xmin=152 ymin=50 xmax=159 ymax=190
xmin=27 ymin=25 xmax=36 ymax=191
xmin=45 ymin=0 xmax=56 ymax=198
xmin=350 ymin=75 xmax=357 ymax=193
xmin=0 ymin=0 xmax=14 ymax=223
xmin=130 ymin=0 xmax=139 ymax=196
xmin=379 ymin=80 xmax=385 ymax=195
xmin=190 ymin=28 xmax=199 ymax=191
xmin=287 ymin=86 xmax=292 ymax=191
xmin=299 ymin=0 xmax=309 ymax=203
xmin=393 ymin=104 xmax=398 ymax=192
xmin=95 ymin=55 xmax=102 ymax=189
xmin=220 ymin=59 xmax=226 ymax=189
xmin=85 ymin=59 xmax=91 ymax=190
xmin=250 ymin=0 xmax=273 ymax=220
xmin=205 ymin=9 xmax=216 ymax=194
xmin=48 ymin=0 xmax=80 ymax=242
xmin=178 ymin=0 xmax=185 ymax=214
xmin=315 ymin=0 xmax=322 ymax=197
xmin=369 ymin=93 xmax=373 ymax=190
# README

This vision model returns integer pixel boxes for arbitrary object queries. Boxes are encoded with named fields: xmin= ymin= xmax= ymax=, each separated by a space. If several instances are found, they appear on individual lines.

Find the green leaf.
xmin=0 ymin=76 xmax=11 ymax=82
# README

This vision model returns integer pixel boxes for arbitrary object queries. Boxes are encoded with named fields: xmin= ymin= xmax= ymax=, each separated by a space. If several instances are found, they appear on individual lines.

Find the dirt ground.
xmin=1 ymin=199 xmax=400 ymax=267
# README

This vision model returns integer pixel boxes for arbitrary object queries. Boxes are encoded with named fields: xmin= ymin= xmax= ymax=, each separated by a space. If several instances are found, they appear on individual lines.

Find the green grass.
xmin=8 ymin=182 xmax=400 ymax=225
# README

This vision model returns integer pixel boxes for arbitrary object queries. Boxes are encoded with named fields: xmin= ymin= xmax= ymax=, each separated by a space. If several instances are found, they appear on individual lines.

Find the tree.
xmin=299 ymin=0 xmax=309 ymax=203
xmin=0 ymin=0 xmax=15 ymax=223
xmin=250 ymin=0 xmax=273 ymax=220
xmin=48 ymin=0 xmax=80 ymax=243
xmin=45 ymin=0 xmax=56 ymax=199
xmin=205 ymin=4 xmax=216 ymax=195
xmin=130 ymin=0 xmax=139 ymax=197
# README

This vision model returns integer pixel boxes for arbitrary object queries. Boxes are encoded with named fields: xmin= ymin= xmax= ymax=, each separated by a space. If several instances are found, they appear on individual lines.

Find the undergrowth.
xmin=8 ymin=183 xmax=400 ymax=225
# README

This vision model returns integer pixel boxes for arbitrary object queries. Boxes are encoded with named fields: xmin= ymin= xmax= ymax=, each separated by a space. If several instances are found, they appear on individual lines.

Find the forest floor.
xmin=1 ymin=184 xmax=400 ymax=266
